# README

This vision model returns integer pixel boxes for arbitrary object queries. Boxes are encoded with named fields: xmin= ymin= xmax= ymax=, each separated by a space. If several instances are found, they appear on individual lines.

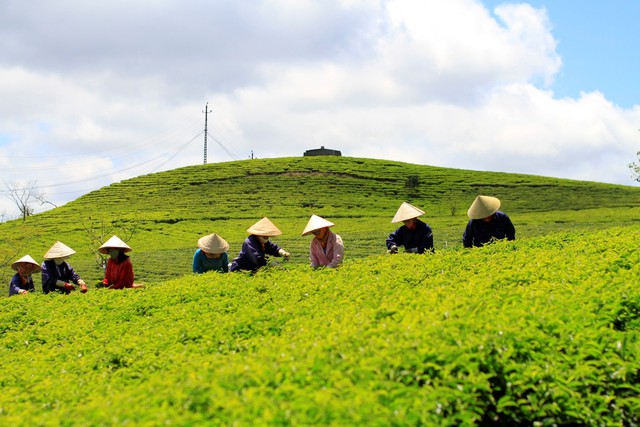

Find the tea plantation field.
xmin=0 ymin=156 xmax=639 ymax=425
xmin=0 ymin=227 xmax=639 ymax=425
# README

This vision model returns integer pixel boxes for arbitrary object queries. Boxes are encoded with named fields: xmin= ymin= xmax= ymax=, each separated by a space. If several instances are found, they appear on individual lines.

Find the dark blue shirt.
xmin=9 ymin=273 xmax=35 ymax=296
xmin=230 ymin=235 xmax=283 ymax=272
xmin=462 ymin=211 xmax=515 ymax=248
xmin=386 ymin=219 xmax=434 ymax=254
xmin=41 ymin=260 xmax=82 ymax=294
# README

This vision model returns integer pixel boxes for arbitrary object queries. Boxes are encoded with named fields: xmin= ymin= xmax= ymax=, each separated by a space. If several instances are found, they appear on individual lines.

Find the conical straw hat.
xmin=301 ymin=215 xmax=335 ymax=236
xmin=11 ymin=254 xmax=42 ymax=272
xmin=467 ymin=195 xmax=501 ymax=219
xmin=391 ymin=202 xmax=425 ymax=223
xmin=43 ymin=241 xmax=76 ymax=260
xmin=247 ymin=217 xmax=282 ymax=237
xmin=197 ymin=233 xmax=229 ymax=254
xmin=99 ymin=235 xmax=132 ymax=254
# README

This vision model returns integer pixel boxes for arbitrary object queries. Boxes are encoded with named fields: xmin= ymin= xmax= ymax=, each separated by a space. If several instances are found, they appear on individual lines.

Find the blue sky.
xmin=0 ymin=0 xmax=639 ymax=219
xmin=484 ymin=0 xmax=639 ymax=108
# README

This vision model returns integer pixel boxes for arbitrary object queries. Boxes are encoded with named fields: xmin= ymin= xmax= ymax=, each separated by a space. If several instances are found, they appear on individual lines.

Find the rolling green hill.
xmin=1 ymin=156 xmax=639 ymax=285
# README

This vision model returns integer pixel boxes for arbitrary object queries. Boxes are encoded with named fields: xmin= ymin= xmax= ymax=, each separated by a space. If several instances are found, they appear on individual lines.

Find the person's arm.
xmin=24 ymin=277 xmax=35 ymax=293
xmin=9 ymin=275 xmax=23 ymax=296
xmin=221 ymin=252 xmax=229 ymax=273
xmin=103 ymin=259 xmax=112 ymax=285
xmin=327 ymin=234 xmax=344 ymax=268
xmin=462 ymin=221 xmax=474 ymax=248
xmin=265 ymin=240 xmax=289 ymax=258
xmin=418 ymin=226 xmax=434 ymax=254
xmin=193 ymin=249 xmax=203 ymax=274
xmin=504 ymin=215 xmax=516 ymax=241
xmin=386 ymin=227 xmax=402 ymax=252
xmin=264 ymin=240 xmax=280 ymax=257
xmin=66 ymin=264 xmax=83 ymax=285
xmin=309 ymin=240 xmax=321 ymax=268
xmin=66 ymin=264 xmax=87 ymax=292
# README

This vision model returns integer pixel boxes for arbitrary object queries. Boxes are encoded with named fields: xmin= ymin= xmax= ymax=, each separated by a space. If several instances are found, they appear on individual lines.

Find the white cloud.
xmin=0 ymin=0 xmax=639 ymax=218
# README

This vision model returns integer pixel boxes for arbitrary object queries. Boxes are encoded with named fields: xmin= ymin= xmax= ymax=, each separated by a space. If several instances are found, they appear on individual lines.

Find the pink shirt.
xmin=309 ymin=231 xmax=344 ymax=268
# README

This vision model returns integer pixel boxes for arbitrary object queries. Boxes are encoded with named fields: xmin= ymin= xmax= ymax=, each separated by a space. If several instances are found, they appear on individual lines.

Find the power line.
xmin=207 ymin=132 xmax=238 ymax=160
xmin=1 ymin=107 xmax=240 ymax=210
xmin=148 ymin=132 xmax=203 ymax=173
xmin=0 ymin=132 xmax=203 ymax=194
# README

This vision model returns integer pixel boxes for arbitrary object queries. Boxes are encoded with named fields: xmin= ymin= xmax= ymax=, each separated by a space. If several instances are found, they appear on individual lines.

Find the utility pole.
xmin=202 ymin=102 xmax=212 ymax=164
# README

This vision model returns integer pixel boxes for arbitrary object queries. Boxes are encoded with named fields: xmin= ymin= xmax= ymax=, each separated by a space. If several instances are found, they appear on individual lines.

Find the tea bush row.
xmin=3 ymin=204 xmax=640 ymax=289
xmin=0 ymin=226 xmax=638 ymax=425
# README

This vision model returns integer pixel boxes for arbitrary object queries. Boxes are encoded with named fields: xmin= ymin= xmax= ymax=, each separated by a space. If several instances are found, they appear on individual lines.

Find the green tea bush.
xmin=0 ymin=226 xmax=639 ymax=425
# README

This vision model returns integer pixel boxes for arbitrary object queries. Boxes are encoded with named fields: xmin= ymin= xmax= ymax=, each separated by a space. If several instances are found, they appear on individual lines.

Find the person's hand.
xmin=388 ymin=245 xmax=398 ymax=254
xmin=64 ymin=282 xmax=75 ymax=290
xmin=18 ymin=289 xmax=28 ymax=295
xmin=279 ymin=249 xmax=290 ymax=259
xmin=80 ymin=284 xmax=88 ymax=293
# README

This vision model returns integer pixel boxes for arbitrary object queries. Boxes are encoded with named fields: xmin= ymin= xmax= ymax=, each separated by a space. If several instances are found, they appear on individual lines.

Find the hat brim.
xmin=98 ymin=247 xmax=132 ymax=254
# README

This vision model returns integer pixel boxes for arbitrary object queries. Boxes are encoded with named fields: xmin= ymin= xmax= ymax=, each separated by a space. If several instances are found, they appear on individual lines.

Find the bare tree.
xmin=0 ymin=224 xmax=40 ymax=269
xmin=3 ymin=181 xmax=45 ymax=221
xmin=629 ymin=151 xmax=640 ymax=182
xmin=82 ymin=216 xmax=141 ymax=270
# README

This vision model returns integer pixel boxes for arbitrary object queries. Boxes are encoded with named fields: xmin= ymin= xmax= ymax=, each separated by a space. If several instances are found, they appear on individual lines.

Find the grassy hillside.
xmin=0 ymin=227 xmax=638 ymax=425
xmin=1 ymin=156 xmax=639 ymax=286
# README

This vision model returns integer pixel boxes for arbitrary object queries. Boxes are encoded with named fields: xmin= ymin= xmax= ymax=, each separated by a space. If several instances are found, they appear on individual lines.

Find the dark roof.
xmin=303 ymin=146 xmax=342 ymax=156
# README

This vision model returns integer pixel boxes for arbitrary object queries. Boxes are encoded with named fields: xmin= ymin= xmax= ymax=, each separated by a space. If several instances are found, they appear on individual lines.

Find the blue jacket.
xmin=386 ymin=219 xmax=434 ymax=254
xmin=9 ymin=273 xmax=35 ymax=296
xmin=41 ymin=260 xmax=82 ymax=294
xmin=230 ymin=235 xmax=283 ymax=272
xmin=463 ymin=211 xmax=515 ymax=248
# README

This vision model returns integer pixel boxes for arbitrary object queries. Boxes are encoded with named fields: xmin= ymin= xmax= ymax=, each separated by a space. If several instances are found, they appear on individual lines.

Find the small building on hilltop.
xmin=303 ymin=146 xmax=342 ymax=157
